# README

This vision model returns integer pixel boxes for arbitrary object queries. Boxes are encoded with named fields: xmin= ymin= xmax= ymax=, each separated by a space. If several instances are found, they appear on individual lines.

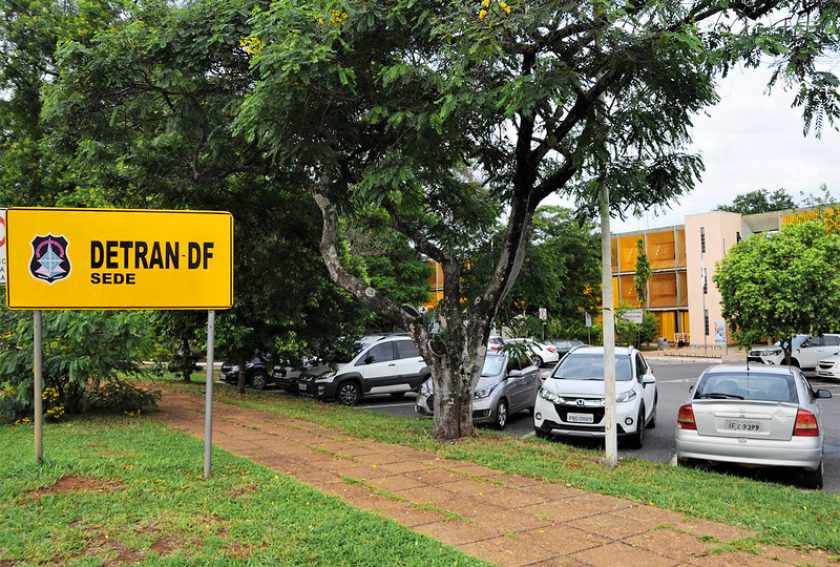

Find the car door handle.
xmin=388 ymin=363 xmax=396 ymax=367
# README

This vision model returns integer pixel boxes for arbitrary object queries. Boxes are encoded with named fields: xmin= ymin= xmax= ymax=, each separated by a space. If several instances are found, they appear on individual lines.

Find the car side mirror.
xmin=642 ymin=374 xmax=656 ymax=385
xmin=689 ymin=385 xmax=694 ymax=393
xmin=364 ymin=355 xmax=375 ymax=365
xmin=816 ymin=389 xmax=833 ymax=399
xmin=508 ymin=369 xmax=523 ymax=378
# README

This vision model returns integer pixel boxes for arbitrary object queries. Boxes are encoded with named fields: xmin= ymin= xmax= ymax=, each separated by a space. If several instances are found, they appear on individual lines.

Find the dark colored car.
xmin=220 ymin=356 xmax=293 ymax=390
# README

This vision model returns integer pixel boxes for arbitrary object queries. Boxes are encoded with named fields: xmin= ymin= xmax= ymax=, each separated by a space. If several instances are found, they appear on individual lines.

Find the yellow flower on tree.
xmin=479 ymin=8 xmax=487 ymax=19
xmin=481 ymin=0 xmax=489 ymax=6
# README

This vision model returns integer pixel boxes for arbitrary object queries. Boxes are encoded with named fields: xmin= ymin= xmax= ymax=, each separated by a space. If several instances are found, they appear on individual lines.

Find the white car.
xmin=676 ymin=364 xmax=832 ymax=489
xmin=748 ymin=334 xmax=840 ymax=376
xmin=533 ymin=346 xmax=657 ymax=448
xmin=816 ymin=353 xmax=840 ymax=381
xmin=505 ymin=338 xmax=560 ymax=367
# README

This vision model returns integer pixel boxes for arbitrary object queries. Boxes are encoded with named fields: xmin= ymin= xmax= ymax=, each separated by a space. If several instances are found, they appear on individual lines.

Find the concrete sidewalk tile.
xmin=757 ymin=544 xmax=835 ymax=565
xmin=514 ymin=524 xmax=609 ymax=555
xmin=572 ymin=541 xmax=679 ymax=567
xmin=331 ymin=463 xmax=396 ymax=480
xmin=623 ymin=530 xmax=709 ymax=564
xmin=611 ymin=504 xmax=685 ymax=526
xmin=394 ymin=485 xmax=461 ymax=505
xmin=352 ymin=452 xmax=418 ymax=466
xmin=403 ymin=467 xmax=463 ymax=485
xmin=483 ymin=473 xmax=546 ymax=488
xmin=441 ymin=497 xmax=505 ymax=520
xmin=460 ymin=535 xmax=557 ymax=567
xmin=373 ymin=501 xmax=449 ymax=527
xmin=437 ymin=479 xmax=504 ymax=499
xmin=367 ymin=475 xmax=427 ymax=492
xmin=482 ymin=487 xmax=547 ymax=508
xmin=688 ymin=551 xmax=785 ymax=566
xmin=377 ymin=460 xmax=430 ymax=475
xmin=478 ymin=511 xmax=553 ymax=533
xmin=525 ymin=558 xmax=593 ymax=567
xmin=415 ymin=520 xmax=502 ymax=546
xmin=536 ymin=483 xmax=588 ymax=501
xmin=520 ymin=494 xmax=629 ymax=524
xmin=568 ymin=511 xmax=661 ymax=540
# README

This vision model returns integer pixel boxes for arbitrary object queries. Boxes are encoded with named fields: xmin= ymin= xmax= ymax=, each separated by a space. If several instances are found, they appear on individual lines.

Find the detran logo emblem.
xmin=29 ymin=234 xmax=71 ymax=284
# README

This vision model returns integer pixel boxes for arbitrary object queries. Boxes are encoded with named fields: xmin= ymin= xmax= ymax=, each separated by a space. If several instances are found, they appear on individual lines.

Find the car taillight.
xmin=793 ymin=409 xmax=819 ymax=437
xmin=677 ymin=404 xmax=696 ymax=430
xmin=546 ymin=346 xmax=555 ymax=353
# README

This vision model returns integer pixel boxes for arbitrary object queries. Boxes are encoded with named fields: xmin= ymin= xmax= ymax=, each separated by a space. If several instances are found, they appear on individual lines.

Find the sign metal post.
xmin=33 ymin=310 xmax=43 ymax=463
xmin=204 ymin=310 xmax=215 ymax=479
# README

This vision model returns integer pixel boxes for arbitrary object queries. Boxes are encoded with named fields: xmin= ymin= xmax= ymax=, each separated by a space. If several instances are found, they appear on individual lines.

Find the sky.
xmin=551 ymin=66 xmax=840 ymax=234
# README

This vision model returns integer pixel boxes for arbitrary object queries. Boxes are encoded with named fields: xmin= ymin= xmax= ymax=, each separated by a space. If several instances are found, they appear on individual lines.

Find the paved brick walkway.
xmin=154 ymin=392 xmax=833 ymax=567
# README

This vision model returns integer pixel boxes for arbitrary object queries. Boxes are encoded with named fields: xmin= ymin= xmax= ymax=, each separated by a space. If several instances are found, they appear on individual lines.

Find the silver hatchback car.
xmin=676 ymin=364 xmax=832 ymax=489
xmin=415 ymin=353 xmax=540 ymax=429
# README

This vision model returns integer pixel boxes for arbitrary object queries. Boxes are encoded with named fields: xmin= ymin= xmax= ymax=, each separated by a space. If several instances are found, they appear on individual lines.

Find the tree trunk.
xmin=429 ymin=341 xmax=486 ymax=440
xmin=181 ymin=337 xmax=192 ymax=383
xmin=236 ymin=356 xmax=247 ymax=394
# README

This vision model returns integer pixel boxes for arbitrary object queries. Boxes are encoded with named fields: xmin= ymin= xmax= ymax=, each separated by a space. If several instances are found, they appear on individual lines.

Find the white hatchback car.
xmin=676 ymin=364 xmax=832 ymax=489
xmin=533 ymin=346 xmax=657 ymax=448
xmin=505 ymin=338 xmax=560 ymax=367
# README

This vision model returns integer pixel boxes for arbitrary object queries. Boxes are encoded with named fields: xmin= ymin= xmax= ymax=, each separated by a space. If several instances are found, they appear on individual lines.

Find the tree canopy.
xmin=717 ymin=189 xmax=797 ymax=215
xmin=714 ymin=221 xmax=840 ymax=352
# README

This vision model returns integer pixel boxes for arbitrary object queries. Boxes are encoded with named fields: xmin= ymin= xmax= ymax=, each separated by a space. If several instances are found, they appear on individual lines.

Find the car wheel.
xmin=788 ymin=358 xmax=801 ymax=368
xmin=646 ymin=394 xmax=657 ymax=429
xmin=390 ymin=392 xmax=406 ymax=399
xmin=531 ymin=355 xmax=543 ymax=368
xmin=337 ymin=381 xmax=361 ymax=406
xmin=802 ymin=461 xmax=823 ymax=490
xmin=628 ymin=405 xmax=645 ymax=449
xmin=495 ymin=398 xmax=509 ymax=430
xmin=249 ymin=371 xmax=268 ymax=391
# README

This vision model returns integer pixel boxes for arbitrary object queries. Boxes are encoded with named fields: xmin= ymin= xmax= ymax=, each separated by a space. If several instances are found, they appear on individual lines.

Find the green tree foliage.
xmin=0 ymin=290 xmax=157 ymax=422
xmin=616 ymin=311 xmax=660 ymax=348
xmin=633 ymin=239 xmax=652 ymax=306
xmin=714 ymin=221 xmax=840 ymax=360
xmin=717 ymin=189 xmax=797 ymax=215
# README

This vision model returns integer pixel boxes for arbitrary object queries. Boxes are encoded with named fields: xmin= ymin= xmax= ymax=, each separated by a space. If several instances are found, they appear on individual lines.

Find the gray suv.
xmin=296 ymin=335 xmax=429 ymax=405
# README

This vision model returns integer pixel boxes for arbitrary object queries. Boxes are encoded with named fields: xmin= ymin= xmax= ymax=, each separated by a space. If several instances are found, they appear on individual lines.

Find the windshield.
xmin=694 ymin=372 xmax=798 ymax=402
xmin=481 ymin=356 xmax=506 ymax=377
xmin=551 ymin=354 xmax=632 ymax=381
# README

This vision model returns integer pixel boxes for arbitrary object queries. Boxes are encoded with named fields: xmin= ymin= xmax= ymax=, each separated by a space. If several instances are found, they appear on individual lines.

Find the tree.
xmin=233 ymin=0 xmax=838 ymax=439
xmin=45 ymin=0 xmax=840 ymax=439
xmin=633 ymin=239 xmax=652 ymax=307
xmin=714 ymin=221 xmax=840 ymax=363
xmin=717 ymin=189 xmax=797 ymax=215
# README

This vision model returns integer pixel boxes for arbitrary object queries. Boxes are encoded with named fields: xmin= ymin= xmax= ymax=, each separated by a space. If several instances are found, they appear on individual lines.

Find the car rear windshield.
xmin=694 ymin=372 xmax=798 ymax=403
xmin=551 ymin=354 xmax=632 ymax=381
xmin=482 ymin=356 xmax=506 ymax=377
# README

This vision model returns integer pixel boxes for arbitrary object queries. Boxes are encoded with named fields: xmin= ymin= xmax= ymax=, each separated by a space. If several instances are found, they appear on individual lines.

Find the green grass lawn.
xmin=163 ymin=379 xmax=840 ymax=556
xmin=0 ymin=416 xmax=490 ymax=566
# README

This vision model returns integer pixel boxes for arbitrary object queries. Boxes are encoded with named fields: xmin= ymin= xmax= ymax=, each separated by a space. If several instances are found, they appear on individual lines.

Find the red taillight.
xmin=793 ymin=409 xmax=820 ymax=437
xmin=546 ymin=346 xmax=555 ymax=353
xmin=677 ymin=404 xmax=696 ymax=430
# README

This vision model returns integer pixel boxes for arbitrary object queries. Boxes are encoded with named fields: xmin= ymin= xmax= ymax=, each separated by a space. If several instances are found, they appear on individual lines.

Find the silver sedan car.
xmin=676 ymin=364 xmax=833 ymax=489
xmin=415 ymin=353 xmax=540 ymax=429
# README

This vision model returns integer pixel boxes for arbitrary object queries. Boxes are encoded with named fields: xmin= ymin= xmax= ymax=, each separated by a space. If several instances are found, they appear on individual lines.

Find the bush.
xmin=82 ymin=378 xmax=162 ymax=414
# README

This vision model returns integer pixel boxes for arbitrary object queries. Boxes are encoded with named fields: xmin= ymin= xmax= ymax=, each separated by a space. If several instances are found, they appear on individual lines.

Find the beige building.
xmin=613 ymin=207 xmax=820 ymax=346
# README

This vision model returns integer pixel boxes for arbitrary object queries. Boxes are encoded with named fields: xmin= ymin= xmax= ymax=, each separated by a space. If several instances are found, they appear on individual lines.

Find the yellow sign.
xmin=6 ymin=208 xmax=233 ymax=310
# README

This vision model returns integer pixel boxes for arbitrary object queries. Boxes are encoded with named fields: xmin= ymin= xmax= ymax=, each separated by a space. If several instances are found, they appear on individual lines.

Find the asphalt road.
xmin=349 ymin=359 xmax=840 ymax=493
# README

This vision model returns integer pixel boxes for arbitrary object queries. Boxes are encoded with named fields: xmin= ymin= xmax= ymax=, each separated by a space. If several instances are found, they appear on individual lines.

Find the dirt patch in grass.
xmin=22 ymin=476 xmax=126 ymax=503
xmin=224 ymin=541 xmax=267 ymax=560
xmin=226 ymin=483 xmax=258 ymax=498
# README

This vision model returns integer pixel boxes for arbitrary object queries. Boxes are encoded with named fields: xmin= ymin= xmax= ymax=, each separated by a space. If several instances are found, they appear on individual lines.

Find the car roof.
xmin=566 ymin=346 xmax=635 ymax=356
xmin=703 ymin=364 xmax=798 ymax=376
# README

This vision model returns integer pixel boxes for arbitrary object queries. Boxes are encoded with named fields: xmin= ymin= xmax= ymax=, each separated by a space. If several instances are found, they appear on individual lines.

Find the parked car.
xmin=748 ymin=333 xmax=840 ymax=376
xmin=505 ymin=338 xmax=560 ymax=367
xmin=296 ymin=335 xmax=429 ymax=405
xmin=533 ymin=346 xmax=657 ymax=448
xmin=414 ymin=352 xmax=539 ymax=429
xmin=220 ymin=355 xmax=276 ymax=390
xmin=816 ymin=353 xmax=840 ymax=381
xmin=547 ymin=339 xmax=586 ymax=357
xmin=675 ymin=364 xmax=832 ymax=489
xmin=487 ymin=336 xmax=505 ymax=352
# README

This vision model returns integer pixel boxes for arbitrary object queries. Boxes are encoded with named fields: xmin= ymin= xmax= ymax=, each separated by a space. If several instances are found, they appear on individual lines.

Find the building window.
xmin=700 ymin=227 xmax=706 ymax=254
xmin=704 ymin=309 xmax=710 ymax=336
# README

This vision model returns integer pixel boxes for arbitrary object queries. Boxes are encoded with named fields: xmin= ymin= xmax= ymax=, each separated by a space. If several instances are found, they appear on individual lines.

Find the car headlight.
xmin=539 ymin=388 xmax=561 ymax=404
xmin=315 ymin=370 xmax=337 ymax=383
xmin=616 ymin=390 xmax=637 ymax=403
xmin=474 ymin=384 xmax=497 ymax=399
xmin=420 ymin=380 xmax=432 ymax=396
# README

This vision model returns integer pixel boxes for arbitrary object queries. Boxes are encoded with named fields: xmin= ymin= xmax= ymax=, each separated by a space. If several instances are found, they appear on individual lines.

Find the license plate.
xmin=567 ymin=412 xmax=594 ymax=424
xmin=298 ymin=383 xmax=308 ymax=391
xmin=725 ymin=419 xmax=760 ymax=432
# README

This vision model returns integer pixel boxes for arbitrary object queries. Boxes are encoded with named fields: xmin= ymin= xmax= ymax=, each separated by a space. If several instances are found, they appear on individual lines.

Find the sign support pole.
xmin=203 ymin=310 xmax=215 ymax=480
xmin=33 ymin=310 xmax=43 ymax=464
